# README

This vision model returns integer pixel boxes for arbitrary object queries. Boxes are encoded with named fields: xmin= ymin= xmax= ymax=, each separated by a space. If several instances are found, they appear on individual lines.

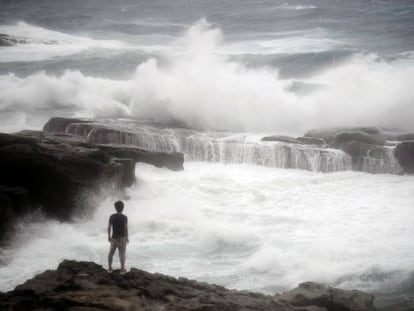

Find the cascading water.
xmin=65 ymin=121 xmax=353 ymax=173
xmin=360 ymin=146 xmax=402 ymax=175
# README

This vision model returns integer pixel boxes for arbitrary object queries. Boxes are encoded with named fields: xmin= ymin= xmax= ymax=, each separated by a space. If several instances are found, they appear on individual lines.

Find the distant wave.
xmin=276 ymin=4 xmax=317 ymax=10
xmin=1 ymin=20 xmax=414 ymax=134
xmin=0 ymin=22 xmax=127 ymax=62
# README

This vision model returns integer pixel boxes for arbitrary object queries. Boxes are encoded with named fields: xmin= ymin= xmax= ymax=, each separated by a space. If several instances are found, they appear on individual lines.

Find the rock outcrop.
xmin=0 ymin=34 xmax=25 ymax=46
xmin=0 ymin=260 xmax=377 ymax=311
xmin=0 ymin=185 xmax=31 ymax=241
xmin=277 ymin=282 xmax=375 ymax=311
xmin=0 ymin=130 xmax=184 ymax=241
xmin=0 ymin=132 xmax=133 ymax=235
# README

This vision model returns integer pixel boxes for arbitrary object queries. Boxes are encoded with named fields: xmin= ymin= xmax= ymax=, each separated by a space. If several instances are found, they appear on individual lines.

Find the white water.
xmin=1 ymin=163 xmax=414 ymax=293
xmin=65 ymin=121 xmax=353 ymax=173
xmin=1 ymin=21 xmax=414 ymax=133
xmin=0 ymin=22 xmax=127 ymax=62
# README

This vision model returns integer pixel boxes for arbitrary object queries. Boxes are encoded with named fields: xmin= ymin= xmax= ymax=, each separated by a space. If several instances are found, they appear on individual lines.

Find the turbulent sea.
xmin=1 ymin=0 xmax=414 ymax=295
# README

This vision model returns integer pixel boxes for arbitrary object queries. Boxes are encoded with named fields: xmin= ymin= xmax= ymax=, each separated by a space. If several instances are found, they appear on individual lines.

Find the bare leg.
xmin=119 ymin=243 xmax=126 ymax=273
xmin=108 ymin=242 xmax=116 ymax=272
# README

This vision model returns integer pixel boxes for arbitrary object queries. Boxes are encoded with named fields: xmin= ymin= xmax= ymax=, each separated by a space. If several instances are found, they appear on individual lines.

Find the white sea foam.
xmin=1 ymin=163 xmax=413 ymax=293
xmin=0 ymin=22 xmax=127 ymax=62
xmin=1 ymin=20 xmax=414 ymax=133
xmin=277 ymin=4 xmax=317 ymax=10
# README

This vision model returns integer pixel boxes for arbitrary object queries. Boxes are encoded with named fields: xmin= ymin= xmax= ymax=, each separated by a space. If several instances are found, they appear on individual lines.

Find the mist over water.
xmin=1 ymin=0 xmax=414 ymax=296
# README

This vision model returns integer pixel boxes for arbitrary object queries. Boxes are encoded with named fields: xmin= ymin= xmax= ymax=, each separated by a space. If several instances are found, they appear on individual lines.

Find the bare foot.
xmin=120 ymin=269 xmax=126 ymax=275
xmin=107 ymin=268 xmax=113 ymax=273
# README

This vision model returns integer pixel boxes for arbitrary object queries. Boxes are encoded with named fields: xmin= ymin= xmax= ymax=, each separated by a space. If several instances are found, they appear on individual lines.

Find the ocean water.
xmin=1 ymin=163 xmax=414 ymax=294
xmin=0 ymin=0 xmax=414 ymax=133
xmin=0 ymin=0 xmax=414 ymax=295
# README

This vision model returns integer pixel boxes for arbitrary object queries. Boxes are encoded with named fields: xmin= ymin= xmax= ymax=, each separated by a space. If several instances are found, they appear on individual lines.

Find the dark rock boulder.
xmin=394 ymin=141 xmax=414 ymax=173
xmin=332 ymin=131 xmax=385 ymax=147
xmin=0 ymin=132 xmax=136 ymax=240
xmin=2 ymin=260 xmax=379 ymax=310
xmin=0 ymin=128 xmax=185 ymax=240
xmin=277 ymin=282 xmax=376 ymax=311
xmin=0 ymin=186 xmax=31 ymax=240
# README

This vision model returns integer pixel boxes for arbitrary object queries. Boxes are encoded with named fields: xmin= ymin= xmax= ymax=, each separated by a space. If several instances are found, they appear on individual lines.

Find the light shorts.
xmin=109 ymin=237 xmax=127 ymax=257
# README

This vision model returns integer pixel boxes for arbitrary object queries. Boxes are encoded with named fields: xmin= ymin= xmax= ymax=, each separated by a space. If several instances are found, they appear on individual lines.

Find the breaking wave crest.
xmin=0 ymin=22 xmax=126 ymax=62
xmin=1 ymin=20 xmax=414 ymax=134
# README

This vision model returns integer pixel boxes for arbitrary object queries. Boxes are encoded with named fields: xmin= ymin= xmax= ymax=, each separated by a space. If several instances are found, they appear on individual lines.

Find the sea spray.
xmin=1 ymin=163 xmax=414 ymax=293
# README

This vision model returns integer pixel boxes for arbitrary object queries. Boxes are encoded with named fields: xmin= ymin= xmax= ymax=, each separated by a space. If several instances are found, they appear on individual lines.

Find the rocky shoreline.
xmin=1 ymin=118 xmax=413 ymax=310
xmin=0 ymin=260 xmax=377 ymax=311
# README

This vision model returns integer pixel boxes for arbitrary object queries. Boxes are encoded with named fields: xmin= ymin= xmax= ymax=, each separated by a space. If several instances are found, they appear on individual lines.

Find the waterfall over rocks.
xmin=61 ymin=120 xmax=353 ymax=173
xmin=43 ymin=117 xmax=407 ymax=174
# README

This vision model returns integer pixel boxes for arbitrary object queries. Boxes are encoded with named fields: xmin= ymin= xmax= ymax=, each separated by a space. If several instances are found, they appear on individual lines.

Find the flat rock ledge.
xmin=0 ymin=260 xmax=376 ymax=311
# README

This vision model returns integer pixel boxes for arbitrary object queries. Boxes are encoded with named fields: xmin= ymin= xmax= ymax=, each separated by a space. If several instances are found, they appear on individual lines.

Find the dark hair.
xmin=114 ymin=200 xmax=124 ymax=212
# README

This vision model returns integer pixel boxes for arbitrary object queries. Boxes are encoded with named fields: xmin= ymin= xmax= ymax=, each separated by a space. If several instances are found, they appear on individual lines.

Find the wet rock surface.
xmin=43 ymin=117 xmax=92 ymax=134
xmin=0 ymin=260 xmax=379 ymax=311
xmin=394 ymin=141 xmax=414 ymax=174
xmin=263 ymin=127 xmax=409 ymax=174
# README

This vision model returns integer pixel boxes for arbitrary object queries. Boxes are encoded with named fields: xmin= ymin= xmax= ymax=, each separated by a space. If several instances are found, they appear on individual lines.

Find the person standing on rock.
xmin=108 ymin=200 xmax=129 ymax=274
